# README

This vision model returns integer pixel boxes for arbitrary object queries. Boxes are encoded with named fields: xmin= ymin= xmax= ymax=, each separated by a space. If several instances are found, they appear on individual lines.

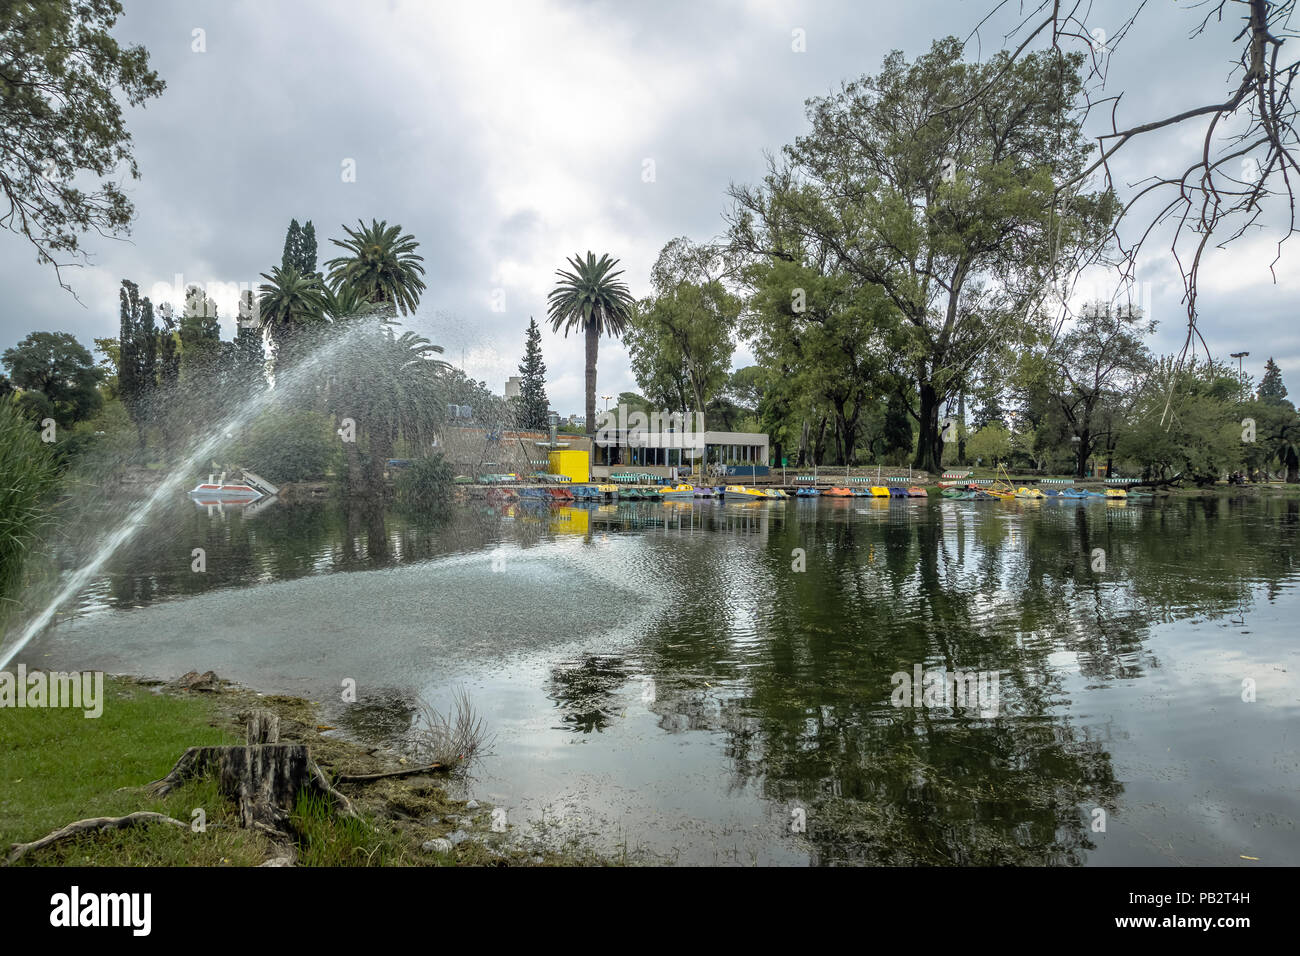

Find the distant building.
xmin=589 ymin=412 xmax=769 ymax=479
xmin=504 ymin=376 xmax=522 ymax=400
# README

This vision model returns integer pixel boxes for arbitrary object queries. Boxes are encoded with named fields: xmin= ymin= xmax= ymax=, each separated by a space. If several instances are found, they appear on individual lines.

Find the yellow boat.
xmin=765 ymin=488 xmax=789 ymax=499
xmin=985 ymin=465 xmax=1018 ymax=499
xmin=870 ymin=486 xmax=890 ymax=497
xmin=1104 ymin=487 xmax=1127 ymax=499
xmin=724 ymin=485 xmax=769 ymax=501
xmin=1016 ymin=486 xmax=1045 ymax=499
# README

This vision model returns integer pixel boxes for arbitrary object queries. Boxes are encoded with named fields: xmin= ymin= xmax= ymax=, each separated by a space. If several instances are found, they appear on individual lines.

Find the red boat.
xmin=188 ymin=470 xmax=278 ymax=503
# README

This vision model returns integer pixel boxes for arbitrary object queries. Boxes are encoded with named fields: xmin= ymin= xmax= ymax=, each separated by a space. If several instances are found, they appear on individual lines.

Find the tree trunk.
xmin=913 ymin=382 xmax=941 ymax=472
xmin=342 ymin=414 xmax=363 ymax=497
xmin=585 ymin=321 xmax=599 ymax=435
xmin=1288 ymin=448 xmax=1299 ymax=484
xmin=957 ymin=387 xmax=966 ymax=464
xmin=1075 ymin=428 xmax=1091 ymax=479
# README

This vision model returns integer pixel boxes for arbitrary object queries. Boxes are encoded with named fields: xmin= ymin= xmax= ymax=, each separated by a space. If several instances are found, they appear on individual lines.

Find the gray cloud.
xmin=2 ymin=0 xmax=1295 ymax=408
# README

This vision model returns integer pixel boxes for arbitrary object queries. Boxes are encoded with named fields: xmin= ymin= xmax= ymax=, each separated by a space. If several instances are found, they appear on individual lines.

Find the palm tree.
xmin=546 ymin=252 xmax=635 ymax=434
xmin=322 ymin=282 xmax=374 ymax=323
xmin=325 ymin=219 xmax=427 ymax=317
xmin=257 ymin=266 xmax=327 ymax=371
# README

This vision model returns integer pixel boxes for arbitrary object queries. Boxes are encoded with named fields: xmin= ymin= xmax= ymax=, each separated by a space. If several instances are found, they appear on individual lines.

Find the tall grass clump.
xmin=0 ymin=403 xmax=59 ymax=601
xmin=411 ymin=685 xmax=494 ymax=767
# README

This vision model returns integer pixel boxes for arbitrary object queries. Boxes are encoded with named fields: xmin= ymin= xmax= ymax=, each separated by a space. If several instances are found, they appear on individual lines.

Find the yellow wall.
xmin=548 ymin=449 xmax=589 ymax=483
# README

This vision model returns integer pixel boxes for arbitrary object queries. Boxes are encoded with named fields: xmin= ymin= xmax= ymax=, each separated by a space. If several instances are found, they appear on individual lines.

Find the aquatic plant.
xmin=410 ymin=686 xmax=494 ymax=768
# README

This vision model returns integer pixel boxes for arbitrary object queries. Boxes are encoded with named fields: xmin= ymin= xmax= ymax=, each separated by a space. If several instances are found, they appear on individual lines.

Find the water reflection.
xmin=24 ymin=493 xmax=1300 ymax=865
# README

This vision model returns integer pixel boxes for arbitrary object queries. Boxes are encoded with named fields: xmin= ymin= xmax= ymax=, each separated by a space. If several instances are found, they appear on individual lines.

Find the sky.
xmin=2 ymin=0 xmax=1296 ymax=415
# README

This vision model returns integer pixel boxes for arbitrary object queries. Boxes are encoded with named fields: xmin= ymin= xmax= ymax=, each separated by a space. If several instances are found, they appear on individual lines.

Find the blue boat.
xmin=796 ymin=487 xmax=820 ymax=497
xmin=888 ymin=486 xmax=909 ymax=498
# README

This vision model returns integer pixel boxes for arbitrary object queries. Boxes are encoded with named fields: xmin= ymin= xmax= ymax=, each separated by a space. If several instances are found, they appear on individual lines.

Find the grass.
xmin=0 ymin=678 xmax=275 ymax=865
xmin=0 ymin=677 xmax=617 ymax=866
xmin=411 ymin=684 xmax=495 ymax=767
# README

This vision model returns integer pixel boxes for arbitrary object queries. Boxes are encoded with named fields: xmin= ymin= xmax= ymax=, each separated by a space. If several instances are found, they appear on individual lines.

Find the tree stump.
xmin=6 ymin=708 xmax=357 ymax=867
xmin=146 ymin=708 xmax=355 ymax=833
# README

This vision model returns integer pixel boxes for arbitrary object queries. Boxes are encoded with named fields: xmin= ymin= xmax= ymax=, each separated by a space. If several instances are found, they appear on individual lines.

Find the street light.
xmin=601 ymin=394 xmax=613 ymax=411
xmin=1230 ymin=352 xmax=1250 ymax=397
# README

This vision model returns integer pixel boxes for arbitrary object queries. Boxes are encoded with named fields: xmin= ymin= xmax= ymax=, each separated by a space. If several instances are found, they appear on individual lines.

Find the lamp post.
xmin=1230 ymin=351 xmax=1250 ymax=399
xmin=601 ymin=394 xmax=613 ymax=411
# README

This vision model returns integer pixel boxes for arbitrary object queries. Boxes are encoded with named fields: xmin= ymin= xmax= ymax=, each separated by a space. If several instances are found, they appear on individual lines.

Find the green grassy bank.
xmin=0 ymin=677 xmax=609 ymax=866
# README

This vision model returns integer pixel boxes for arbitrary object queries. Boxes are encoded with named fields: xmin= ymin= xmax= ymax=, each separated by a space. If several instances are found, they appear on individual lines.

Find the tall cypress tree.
xmin=280 ymin=219 xmax=302 ymax=273
xmin=300 ymin=221 xmax=318 ymax=276
xmin=1259 ymin=357 xmax=1288 ymax=404
xmin=118 ymin=279 xmax=157 ymax=449
xmin=280 ymin=219 xmax=318 ymax=276
xmin=515 ymin=316 xmax=550 ymax=430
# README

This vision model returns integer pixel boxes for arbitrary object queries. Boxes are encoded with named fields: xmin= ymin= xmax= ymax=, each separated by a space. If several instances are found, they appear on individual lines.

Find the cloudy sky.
xmin=3 ymin=0 xmax=1295 ymax=414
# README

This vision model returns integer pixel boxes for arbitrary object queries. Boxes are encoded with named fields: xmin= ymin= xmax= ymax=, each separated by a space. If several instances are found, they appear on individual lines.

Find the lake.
xmin=18 ymin=492 xmax=1300 ymax=865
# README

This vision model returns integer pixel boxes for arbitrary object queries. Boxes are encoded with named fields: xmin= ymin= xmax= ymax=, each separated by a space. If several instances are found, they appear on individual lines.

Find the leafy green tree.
xmin=0 ymin=1 xmax=165 ymax=289
xmin=514 ymin=317 xmax=550 ymax=431
xmin=616 ymin=391 xmax=651 ymax=417
xmin=1117 ymin=358 xmax=1243 ymax=484
xmin=2 ymin=331 xmax=103 ymax=428
xmin=727 ymin=366 xmax=766 ymax=417
xmin=1241 ymin=397 xmax=1300 ymax=482
xmin=1258 ymin=358 xmax=1288 ymax=405
xmin=1048 ymin=302 xmax=1154 ymax=477
xmin=626 ymin=237 xmax=739 ymax=417
xmin=729 ymin=37 xmax=1112 ymax=472
xmin=547 ymin=251 xmax=636 ymax=435
xmin=966 ymin=422 xmax=1012 ymax=467
xmin=326 ymin=219 xmax=426 ymax=317
xmin=744 ymin=255 xmax=894 ymax=465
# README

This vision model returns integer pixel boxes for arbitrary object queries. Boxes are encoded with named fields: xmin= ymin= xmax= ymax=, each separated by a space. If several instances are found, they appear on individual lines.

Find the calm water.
xmin=14 ymin=493 xmax=1300 ymax=865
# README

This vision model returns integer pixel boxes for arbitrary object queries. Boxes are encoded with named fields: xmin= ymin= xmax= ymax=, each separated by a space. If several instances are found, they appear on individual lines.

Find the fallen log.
xmin=334 ymin=762 xmax=449 ymax=784
xmin=5 ymin=812 xmax=187 ymax=866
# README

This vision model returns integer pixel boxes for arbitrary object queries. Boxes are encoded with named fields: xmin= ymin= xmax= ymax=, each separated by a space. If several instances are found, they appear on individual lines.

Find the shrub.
xmin=394 ymin=453 xmax=454 ymax=506
xmin=0 ymin=402 xmax=59 ymax=599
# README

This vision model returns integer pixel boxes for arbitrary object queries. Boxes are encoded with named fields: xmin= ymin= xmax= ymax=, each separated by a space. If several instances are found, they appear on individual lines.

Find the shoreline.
xmin=1 ymin=673 xmax=613 ymax=867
